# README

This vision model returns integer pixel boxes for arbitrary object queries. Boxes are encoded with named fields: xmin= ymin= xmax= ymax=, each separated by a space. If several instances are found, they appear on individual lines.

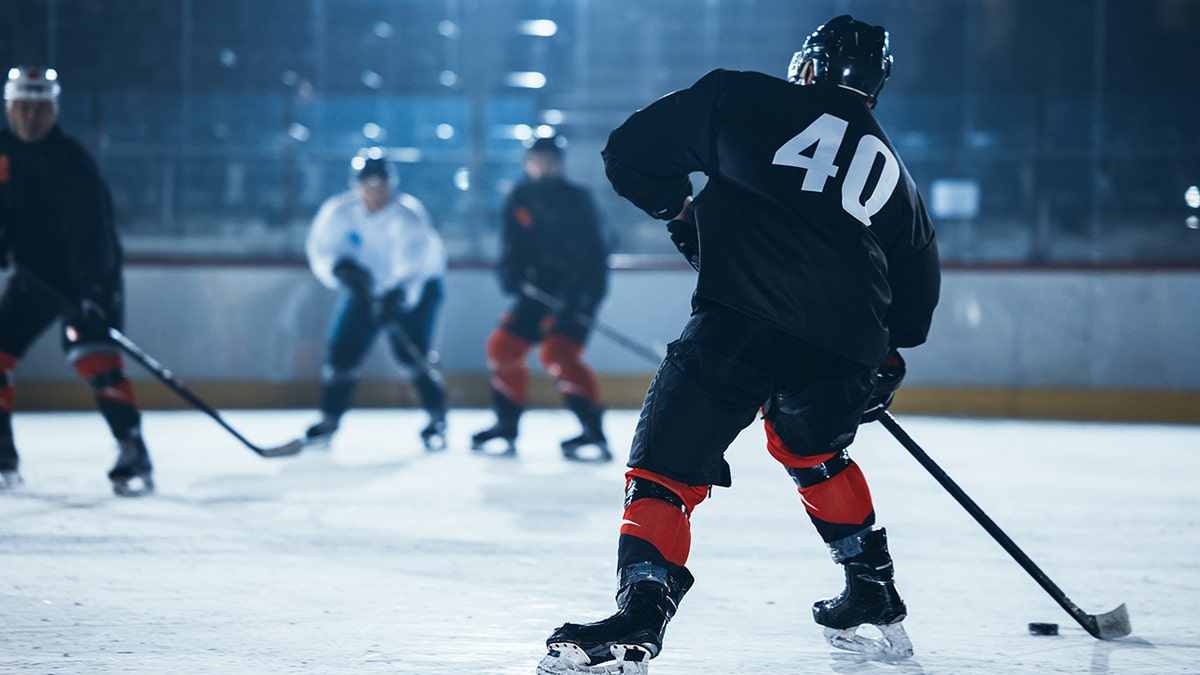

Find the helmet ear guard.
xmin=788 ymin=15 xmax=892 ymax=106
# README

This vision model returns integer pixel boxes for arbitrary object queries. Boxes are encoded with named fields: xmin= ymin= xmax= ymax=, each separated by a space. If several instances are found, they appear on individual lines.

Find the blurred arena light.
xmin=362 ymin=122 xmax=384 ymax=140
xmin=504 ymin=71 xmax=546 ymax=88
xmin=287 ymin=123 xmax=310 ymax=142
xmin=361 ymin=70 xmax=383 ymax=89
xmin=1185 ymin=185 xmax=1199 ymax=209
xmin=373 ymin=21 xmax=393 ymax=39
xmin=517 ymin=20 xmax=558 ymax=37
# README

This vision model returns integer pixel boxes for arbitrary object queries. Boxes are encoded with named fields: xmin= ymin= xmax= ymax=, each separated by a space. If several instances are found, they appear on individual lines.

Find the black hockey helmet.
xmin=788 ymin=15 xmax=892 ymax=106
xmin=349 ymin=147 xmax=397 ymax=188
xmin=527 ymin=134 xmax=564 ymax=157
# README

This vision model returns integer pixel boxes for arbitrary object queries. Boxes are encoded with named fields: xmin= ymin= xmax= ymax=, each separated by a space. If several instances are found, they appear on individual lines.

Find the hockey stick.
xmin=16 ymin=267 xmax=303 ymax=458
xmin=519 ymin=282 xmax=664 ymax=366
xmin=105 ymin=329 xmax=303 ymax=458
xmin=876 ymin=411 xmax=1131 ymax=640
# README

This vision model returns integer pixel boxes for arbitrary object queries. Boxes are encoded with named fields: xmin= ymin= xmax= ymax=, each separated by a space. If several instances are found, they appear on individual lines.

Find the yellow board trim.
xmin=13 ymin=377 xmax=1200 ymax=425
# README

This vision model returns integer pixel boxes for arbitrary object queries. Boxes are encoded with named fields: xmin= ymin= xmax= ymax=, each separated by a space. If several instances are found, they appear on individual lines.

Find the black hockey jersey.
xmin=498 ymin=175 xmax=608 ymax=305
xmin=0 ymin=125 xmax=123 ymax=302
xmin=603 ymin=69 xmax=939 ymax=365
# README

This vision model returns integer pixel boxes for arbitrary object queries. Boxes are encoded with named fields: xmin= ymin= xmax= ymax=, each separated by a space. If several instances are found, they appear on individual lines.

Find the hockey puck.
xmin=1028 ymin=622 xmax=1059 ymax=636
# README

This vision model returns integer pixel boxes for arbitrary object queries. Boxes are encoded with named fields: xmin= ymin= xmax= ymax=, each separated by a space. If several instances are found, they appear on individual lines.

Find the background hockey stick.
xmin=105 ymin=329 xmax=304 ymax=458
xmin=877 ymin=411 xmax=1131 ymax=640
xmin=519 ymin=282 xmax=665 ymax=366
xmin=16 ymin=267 xmax=303 ymax=458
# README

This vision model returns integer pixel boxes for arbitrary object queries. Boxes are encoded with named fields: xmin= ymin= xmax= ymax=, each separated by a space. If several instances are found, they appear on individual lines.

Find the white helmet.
xmin=4 ymin=66 xmax=61 ymax=102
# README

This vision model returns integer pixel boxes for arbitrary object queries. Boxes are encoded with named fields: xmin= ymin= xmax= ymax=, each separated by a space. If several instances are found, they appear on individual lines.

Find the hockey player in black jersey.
xmin=471 ymin=136 xmax=611 ymax=461
xmin=0 ymin=66 xmax=155 ymax=496
xmin=538 ymin=15 xmax=940 ymax=672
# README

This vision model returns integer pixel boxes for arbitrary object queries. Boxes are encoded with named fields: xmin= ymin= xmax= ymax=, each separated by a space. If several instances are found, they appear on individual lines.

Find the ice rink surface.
xmin=2 ymin=408 xmax=1198 ymax=674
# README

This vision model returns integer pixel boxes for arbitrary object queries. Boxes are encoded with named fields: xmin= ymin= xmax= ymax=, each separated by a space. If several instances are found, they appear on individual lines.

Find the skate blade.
xmin=111 ymin=474 xmax=155 ymax=498
xmin=303 ymin=436 xmax=333 ymax=451
xmin=1 ymin=470 xmax=24 ymax=490
xmin=470 ymin=440 xmax=516 ymax=457
xmin=823 ymin=621 xmax=913 ymax=659
xmin=536 ymin=643 xmax=650 ymax=674
xmin=562 ymin=445 xmax=613 ymax=463
xmin=422 ymin=433 xmax=447 ymax=452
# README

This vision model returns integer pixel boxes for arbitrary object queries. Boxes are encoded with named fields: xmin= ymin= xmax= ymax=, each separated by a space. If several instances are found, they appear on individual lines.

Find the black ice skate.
xmin=471 ymin=390 xmax=521 ymax=456
xmin=420 ymin=416 xmax=447 ymax=451
xmin=469 ymin=424 xmax=516 ymax=456
xmin=538 ymin=564 xmax=693 ymax=674
xmin=560 ymin=430 xmax=611 ymax=463
xmin=304 ymin=417 xmax=339 ymax=449
xmin=813 ymin=527 xmax=912 ymax=659
xmin=0 ymin=468 xmax=22 ymax=490
xmin=0 ymin=437 xmax=21 ymax=490
xmin=562 ymin=396 xmax=611 ymax=462
xmin=108 ymin=435 xmax=155 ymax=497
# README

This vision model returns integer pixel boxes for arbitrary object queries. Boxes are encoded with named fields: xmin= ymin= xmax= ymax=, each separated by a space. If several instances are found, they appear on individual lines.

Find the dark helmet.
xmin=349 ymin=147 xmax=397 ymax=187
xmin=788 ymin=15 xmax=892 ymax=105
xmin=527 ymin=135 xmax=564 ymax=157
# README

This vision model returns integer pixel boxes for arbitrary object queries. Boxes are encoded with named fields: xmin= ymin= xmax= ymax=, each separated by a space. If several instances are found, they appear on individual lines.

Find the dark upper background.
xmin=2 ymin=0 xmax=1198 ymax=266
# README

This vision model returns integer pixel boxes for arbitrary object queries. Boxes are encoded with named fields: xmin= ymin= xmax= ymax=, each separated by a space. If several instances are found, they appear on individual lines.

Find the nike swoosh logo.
xmin=620 ymin=519 xmax=640 ymax=528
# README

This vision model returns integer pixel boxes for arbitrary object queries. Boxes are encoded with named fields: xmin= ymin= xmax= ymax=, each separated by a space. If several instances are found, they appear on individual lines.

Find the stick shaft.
xmin=519 ymin=283 xmax=663 ymax=365
xmin=877 ymin=412 xmax=1104 ymax=634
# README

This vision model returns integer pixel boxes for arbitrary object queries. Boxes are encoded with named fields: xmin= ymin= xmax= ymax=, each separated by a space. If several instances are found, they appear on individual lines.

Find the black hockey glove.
xmin=332 ymin=258 xmax=373 ymax=297
xmin=500 ymin=264 xmax=537 ymax=296
xmin=373 ymin=287 xmax=404 ymax=325
xmin=666 ymin=218 xmax=700 ymax=272
xmin=63 ymin=286 xmax=113 ymax=343
xmin=861 ymin=349 xmax=906 ymax=423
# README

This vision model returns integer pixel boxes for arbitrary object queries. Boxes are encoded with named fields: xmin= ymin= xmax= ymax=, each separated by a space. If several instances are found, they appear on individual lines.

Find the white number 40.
xmin=771 ymin=113 xmax=900 ymax=226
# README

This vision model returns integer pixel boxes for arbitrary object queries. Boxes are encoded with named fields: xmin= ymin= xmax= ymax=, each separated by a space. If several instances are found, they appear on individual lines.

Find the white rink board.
xmin=2 ymin=410 xmax=1198 ymax=674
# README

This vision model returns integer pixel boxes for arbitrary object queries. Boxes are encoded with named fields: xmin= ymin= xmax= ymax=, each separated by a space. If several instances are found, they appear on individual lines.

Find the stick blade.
xmin=255 ymin=438 xmax=305 ymax=458
xmin=1082 ymin=603 xmax=1132 ymax=640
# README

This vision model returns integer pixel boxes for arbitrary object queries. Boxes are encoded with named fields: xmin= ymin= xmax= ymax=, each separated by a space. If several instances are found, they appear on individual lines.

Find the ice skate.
xmin=420 ymin=416 xmax=447 ymax=451
xmin=562 ymin=396 xmax=610 ymax=462
xmin=0 ymin=438 xmax=21 ymax=490
xmin=470 ymin=424 xmax=516 ymax=457
xmin=814 ymin=528 xmax=912 ymax=659
xmin=303 ymin=417 xmax=339 ymax=449
xmin=0 ymin=468 xmax=23 ymax=490
xmin=108 ymin=436 xmax=154 ymax=498
xmin=561 ymin=430 xmax=611 ymax=463
xmin=538 ymin=565 xmax=692 ymax=675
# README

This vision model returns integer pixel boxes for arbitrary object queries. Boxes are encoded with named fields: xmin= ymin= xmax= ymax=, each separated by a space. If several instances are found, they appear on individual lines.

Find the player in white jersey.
xmin=304 ymin=149 xmax=449 ymax=450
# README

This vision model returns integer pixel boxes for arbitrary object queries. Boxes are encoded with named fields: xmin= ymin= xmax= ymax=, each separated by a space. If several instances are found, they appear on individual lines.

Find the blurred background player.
xmin=304 ymin=148 xmax=449 ymax=451
xmin=471 ymin=136 xmax=610 ymax=461
xmin=0 ymin=66 xmax=155 ymax=496
xmin=538 ymin=15 xmax=940 ymax=673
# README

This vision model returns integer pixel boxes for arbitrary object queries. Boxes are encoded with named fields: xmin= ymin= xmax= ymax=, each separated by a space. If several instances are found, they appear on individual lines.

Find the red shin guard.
xmin=539 ymin=333 xmax=599 ymax=401
xmin=620 ymin=468 xmax=711 ymax=566
xmin=485 ymin=327 xmax=532 ymax=403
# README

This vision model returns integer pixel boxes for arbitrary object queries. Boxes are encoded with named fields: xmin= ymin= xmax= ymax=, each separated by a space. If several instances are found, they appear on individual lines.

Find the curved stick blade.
xmin=1083 ymin=603 xmax=1132 ymax=640
xmin=256 ymin=438 xmax=305 ymax=458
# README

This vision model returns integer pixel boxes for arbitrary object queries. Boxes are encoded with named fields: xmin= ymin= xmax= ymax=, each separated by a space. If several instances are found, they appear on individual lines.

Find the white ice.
xmin=2 ymin=409 xmax=1198 ymax=674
